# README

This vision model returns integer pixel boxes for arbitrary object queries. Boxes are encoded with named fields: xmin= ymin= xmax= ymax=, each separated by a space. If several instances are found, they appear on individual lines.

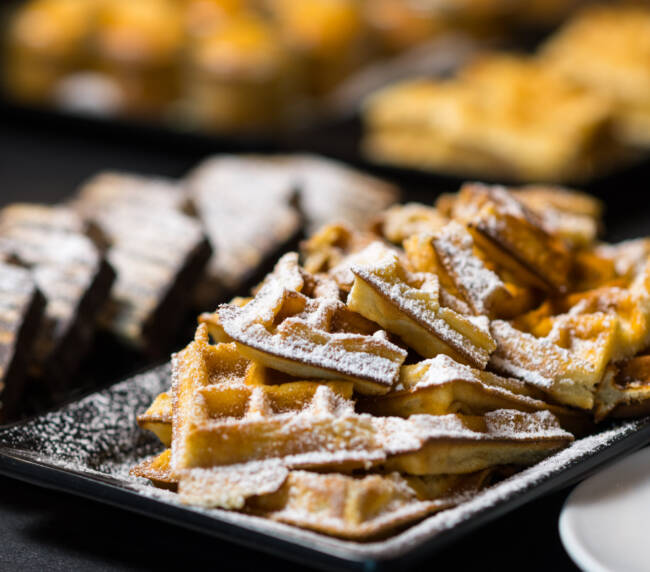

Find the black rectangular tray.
xmin=0 ymin=363 xmax=648 ymax=571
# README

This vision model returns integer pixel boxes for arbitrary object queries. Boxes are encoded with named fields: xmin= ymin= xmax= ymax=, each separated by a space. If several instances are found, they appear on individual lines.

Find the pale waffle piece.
xmin=380 ymin=409 xmax=573 ymax=475
xmin=217 ymin=253 xmax=407 ymax=395
xmin=185 ymin=155 xmax=302 ymax=306
xmin=347 ymin=249 xmax=496 ymax=368
xmin=377 ymin=203 xmax=448 ymax=245
xmin=541 ymin=4 xmax=650 ymax=147
xmin=362 ymin=53 xmax=617 ymax=183
xmin=0 ymin=205 xmax=115 ymax=389
xmin=246 ymin=470 xmax=492 ymax=540
xmin=137 ymin=392 xmax=172 ymax=447
xmin=358 ymin=355 xmax=590 ymax=435
xmin=490 ymin=314 xmax=616 ymax=410
xmin=451 ymin=183 xmax=572 ymax=293
xmin=0 ymin=262 xmax=45 ymax=420
xmin=75 ymin=173 xmax=211 ymax=354
xmin=594 ymin=357 xmax=650 ymax=421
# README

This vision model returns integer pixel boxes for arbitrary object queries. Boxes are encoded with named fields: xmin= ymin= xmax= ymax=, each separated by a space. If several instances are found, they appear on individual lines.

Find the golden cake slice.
xmin=541 ymin=4 xmax=650 ymax=147
xmin=594 ymin=357 xmax=650 ymax=421
xmin=490 ymin=314 xmax=616 ymax=409
xmin=348 ymin=249 xmax=495 ymax=367
xmin=362 ymin=53 xmax=617 ymax=182
xmin=218 ymin=253 xmax=407 ymax=395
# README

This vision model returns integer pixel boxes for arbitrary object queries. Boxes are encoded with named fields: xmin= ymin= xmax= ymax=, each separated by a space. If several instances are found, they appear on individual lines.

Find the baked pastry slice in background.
xmin=0 ymin=204 xmax=115 ymax=393
xmin=0 ymin=262 xmax=46 ymax=421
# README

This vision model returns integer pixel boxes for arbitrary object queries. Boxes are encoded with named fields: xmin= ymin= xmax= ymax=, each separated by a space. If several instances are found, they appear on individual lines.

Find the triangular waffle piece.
xmin=218 ymin=254 xmax=407 ymax=395
xmin=381 ymin=409 xmax=573 ymax=475
xmin=359 ymin=355 xmax=590 ymax=435
xmin=0 ymin=204 xmax=115 ymax=389
xmin=348 ymin=249 xmax=495 ymax=367
xmin=185 ymin=155 xmax=302 ymax=306
xmin=490 ymin=315 xmax=616 ymax=409
xmin=594 ymin=357 xmax=650 ymax=421
xmin=0 ymin=262 xmax=45 ymax=420
xmin=75 ymin=173 xmax=211 ymax=354
xmin=247 ymin=470 xmax=491 ymax=540
xmin=452 ymin=184 xmax=572 ymax=293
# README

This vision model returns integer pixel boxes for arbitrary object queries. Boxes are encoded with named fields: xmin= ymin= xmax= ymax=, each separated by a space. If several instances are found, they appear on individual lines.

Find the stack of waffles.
xmin=132 ymin=182 xmax=650 ymax=539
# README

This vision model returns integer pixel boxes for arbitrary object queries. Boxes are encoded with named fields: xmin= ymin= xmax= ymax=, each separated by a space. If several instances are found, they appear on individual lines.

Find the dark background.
xmin=3 ymin=106 xmax=649 ymax=571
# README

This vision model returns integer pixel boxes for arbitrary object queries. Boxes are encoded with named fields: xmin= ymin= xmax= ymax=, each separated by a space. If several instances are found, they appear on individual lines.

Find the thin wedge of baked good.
xmin=0 ymin=204 xmax=115 ymax=389
xmin=217 ymin=253 xmax=407 ymax=395
xmin=75 ymin=172 xmax=212 ymax=354
xmin=185 ymin=155 xmax=302 ymax=306
xmin=348 ymin=249 xmax=495 ymax=367
xmin=131 ymin=449 xmax=177 ymax=490
xmin=0 ymin=262 xmax=46 ymax=420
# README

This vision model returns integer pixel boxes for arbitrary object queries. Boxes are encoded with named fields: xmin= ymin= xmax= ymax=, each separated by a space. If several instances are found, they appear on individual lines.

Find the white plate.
xmin=559 ymin=446 xmax=650 ymax=572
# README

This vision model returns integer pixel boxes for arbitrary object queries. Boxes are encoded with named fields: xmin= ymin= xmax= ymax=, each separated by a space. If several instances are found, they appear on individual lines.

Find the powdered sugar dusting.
xmin=0 ymin=364 xmax=647 ymax=562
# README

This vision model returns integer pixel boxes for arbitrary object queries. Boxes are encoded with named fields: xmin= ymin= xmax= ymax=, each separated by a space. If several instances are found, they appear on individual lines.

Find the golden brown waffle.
xmin=217 ymin=253 xmax=407 ymax=395
xmin=133 ymin=180 xmax=650 ymax=540
xmin=348 ymin=248 xmax=496 ymax=367
xmin=359 ymin=354 xmax=589 ymax=435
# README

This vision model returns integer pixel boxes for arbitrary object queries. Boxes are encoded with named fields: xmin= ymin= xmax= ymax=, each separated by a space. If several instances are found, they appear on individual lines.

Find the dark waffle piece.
xmin=185 ymin=155 xmax=303 ymax=307
xmin=75 ymin=172 xmax=212 ymax=355
xmin=0 ymin=205 xmax=115 ymax=393
xmin=0 ymin=262 xmax=45 ymax=421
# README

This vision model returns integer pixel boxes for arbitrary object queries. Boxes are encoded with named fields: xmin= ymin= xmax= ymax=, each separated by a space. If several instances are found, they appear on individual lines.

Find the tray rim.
xmin=0 ymin=365 xmax=650 ymax=571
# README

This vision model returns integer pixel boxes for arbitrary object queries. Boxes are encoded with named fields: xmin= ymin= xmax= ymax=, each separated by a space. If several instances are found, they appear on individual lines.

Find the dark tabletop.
xmin=2 ymin=107 xmax=648 ymax=572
